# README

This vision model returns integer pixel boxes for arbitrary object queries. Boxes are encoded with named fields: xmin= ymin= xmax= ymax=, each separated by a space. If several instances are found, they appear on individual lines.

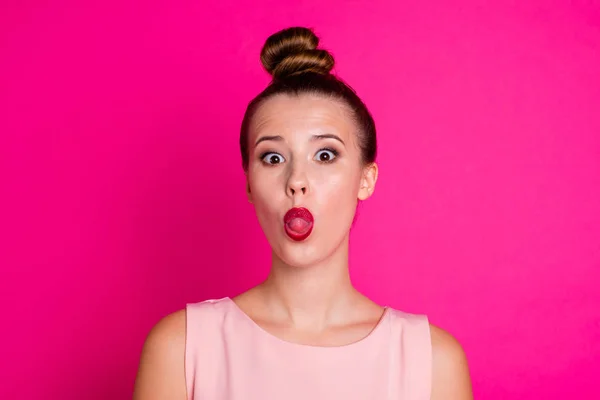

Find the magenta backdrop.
xmin=2 ymin=1 xmax=599 ymax=399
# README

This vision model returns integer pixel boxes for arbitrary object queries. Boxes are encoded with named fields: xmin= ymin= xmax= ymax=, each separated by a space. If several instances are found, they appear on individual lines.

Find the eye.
xmin=314 ymin=148 xmax=338 ymax=163
xmin=261 ymin=152 xmax=286 ymax=165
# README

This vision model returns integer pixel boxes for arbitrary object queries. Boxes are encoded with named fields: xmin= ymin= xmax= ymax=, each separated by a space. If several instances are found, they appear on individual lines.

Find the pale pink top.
xmin=185 ymin=297 xmax=432 ymax=399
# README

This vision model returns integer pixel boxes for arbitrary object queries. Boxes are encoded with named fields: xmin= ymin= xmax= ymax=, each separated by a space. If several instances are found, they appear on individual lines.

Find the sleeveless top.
xmin=185 ymin=297 xmax=432 ymax=400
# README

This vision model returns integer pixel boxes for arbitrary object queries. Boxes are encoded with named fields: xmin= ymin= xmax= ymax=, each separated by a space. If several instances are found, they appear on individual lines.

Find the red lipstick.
xmin=283 ymin=207 xmax=314 ymax=241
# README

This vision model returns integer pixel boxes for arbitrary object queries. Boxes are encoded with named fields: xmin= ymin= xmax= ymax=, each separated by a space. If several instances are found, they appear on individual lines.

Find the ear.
xmin=246 ymin=176 xmax=253 ymax=204
xmin=358 ymin=162 xmax=378 ymax=201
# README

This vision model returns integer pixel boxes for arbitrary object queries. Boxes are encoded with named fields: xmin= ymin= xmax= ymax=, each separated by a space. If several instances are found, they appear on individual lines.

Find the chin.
xmin=271 ymin=233 xmax=344 ymax=268
xmin=277 ymin=249 xmax=323 ymax=268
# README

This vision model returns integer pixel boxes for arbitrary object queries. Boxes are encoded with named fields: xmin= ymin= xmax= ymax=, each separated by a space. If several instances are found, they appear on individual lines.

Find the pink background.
xmin=2 ymin=1 xmax=599 ymax=398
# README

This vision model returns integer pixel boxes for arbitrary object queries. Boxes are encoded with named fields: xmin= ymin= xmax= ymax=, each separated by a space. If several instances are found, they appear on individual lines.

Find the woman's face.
xmin=246 ymin=93 xmax=377 ymax=267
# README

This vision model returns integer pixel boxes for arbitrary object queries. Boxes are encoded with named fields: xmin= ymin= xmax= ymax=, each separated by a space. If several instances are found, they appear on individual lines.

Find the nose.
xmin=287 ymin=166 xmax=309 ymax=198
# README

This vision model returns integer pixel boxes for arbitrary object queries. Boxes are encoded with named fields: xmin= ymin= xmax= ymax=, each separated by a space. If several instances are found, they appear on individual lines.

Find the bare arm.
xmin=430 ymin=324 xmax=474 ymax=400
xmin=133 ymin=310 xmax=187 ymax=400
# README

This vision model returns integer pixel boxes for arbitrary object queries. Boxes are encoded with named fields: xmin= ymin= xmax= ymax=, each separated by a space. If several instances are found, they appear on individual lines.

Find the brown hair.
xmin=239 ymin=27 xmax=377 ymax=171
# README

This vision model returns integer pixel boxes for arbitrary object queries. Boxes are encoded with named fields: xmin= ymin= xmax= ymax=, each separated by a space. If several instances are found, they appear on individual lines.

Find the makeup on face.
xmin=283 ymin=207 xmax=314 ymax=241
xmin=254 ymin=133 xmax=344 ymax=167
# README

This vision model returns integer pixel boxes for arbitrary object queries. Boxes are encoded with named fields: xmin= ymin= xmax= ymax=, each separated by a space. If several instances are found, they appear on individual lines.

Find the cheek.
xmin=314 ymin=168 xmax=362 ymax=211
xmin=248 ymin=169 xmax=283 ymax=215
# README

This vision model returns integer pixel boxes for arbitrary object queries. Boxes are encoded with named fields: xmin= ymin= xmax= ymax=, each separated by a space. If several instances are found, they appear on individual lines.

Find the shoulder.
xmin=429 ymin=323 xmax=474 ymax=400
xmin=133 ymin=309 xmax=187 ymax=400
xmin=145 ymin=309 xmax=187 ymax=346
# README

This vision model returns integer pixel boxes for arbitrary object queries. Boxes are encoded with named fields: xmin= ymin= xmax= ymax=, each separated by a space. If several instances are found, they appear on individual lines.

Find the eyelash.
xmin=259 ymin=147 xmax=340 ymax=166
xmin=316 ymin=147 xmax=339 ymax=164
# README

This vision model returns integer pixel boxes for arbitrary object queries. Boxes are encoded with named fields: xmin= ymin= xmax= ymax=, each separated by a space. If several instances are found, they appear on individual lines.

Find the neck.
xmin=259 ymin=235 xmax=360 ymax=331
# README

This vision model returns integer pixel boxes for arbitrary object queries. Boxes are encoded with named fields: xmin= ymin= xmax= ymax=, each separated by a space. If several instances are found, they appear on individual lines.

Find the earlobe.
xmin=246 ymin=180 xmax=253 ymax=204
xmin=357 ymin=162 xmax=378 ymax=201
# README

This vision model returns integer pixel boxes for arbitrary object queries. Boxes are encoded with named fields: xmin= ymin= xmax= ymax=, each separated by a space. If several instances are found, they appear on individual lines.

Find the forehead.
xmin=250 ymin=94 xmax=356 ymax=141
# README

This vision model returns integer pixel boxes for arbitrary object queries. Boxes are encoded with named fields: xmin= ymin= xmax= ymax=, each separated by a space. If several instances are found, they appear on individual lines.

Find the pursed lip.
xmin=283 ymin=207 xmax=314 ymax=224
xmin=283 ymin=207 xmax=314 ymax=241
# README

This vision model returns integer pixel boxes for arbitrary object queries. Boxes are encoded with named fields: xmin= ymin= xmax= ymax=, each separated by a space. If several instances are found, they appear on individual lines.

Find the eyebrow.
xmin=254 ymin=133 xmax=345 ymax=148
xmin=254 ymin=135 xmax=283 ymax=147
xmin=311 ymin=134 xmax=345 ymax=145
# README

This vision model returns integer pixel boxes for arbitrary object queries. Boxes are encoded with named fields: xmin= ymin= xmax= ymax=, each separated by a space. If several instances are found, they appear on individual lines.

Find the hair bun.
xmin=260 ymin=27 xmax=335 ymax=79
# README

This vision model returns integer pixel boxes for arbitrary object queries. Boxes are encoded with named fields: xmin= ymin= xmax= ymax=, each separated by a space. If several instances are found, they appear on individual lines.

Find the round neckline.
xmin=224 ymin=297 xmax=390 ymax=352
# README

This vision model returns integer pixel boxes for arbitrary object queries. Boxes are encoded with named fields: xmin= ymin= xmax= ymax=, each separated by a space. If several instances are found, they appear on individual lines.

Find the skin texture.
xmin=132 ymin=93 xmax=474 ymax=400
xmin=247 ymin=93 xmax=372 ymax=270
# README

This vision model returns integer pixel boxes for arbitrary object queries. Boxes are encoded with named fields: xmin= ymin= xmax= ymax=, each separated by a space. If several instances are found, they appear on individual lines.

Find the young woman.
xmin=133 ymin=26 xmax=473 ymax=400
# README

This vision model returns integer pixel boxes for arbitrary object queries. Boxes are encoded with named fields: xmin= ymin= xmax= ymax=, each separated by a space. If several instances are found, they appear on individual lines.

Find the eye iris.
xmin=269 ymin=154 xmax=281 ymax=164
xmin=320 ymin=152 xmax=331 ymax=162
